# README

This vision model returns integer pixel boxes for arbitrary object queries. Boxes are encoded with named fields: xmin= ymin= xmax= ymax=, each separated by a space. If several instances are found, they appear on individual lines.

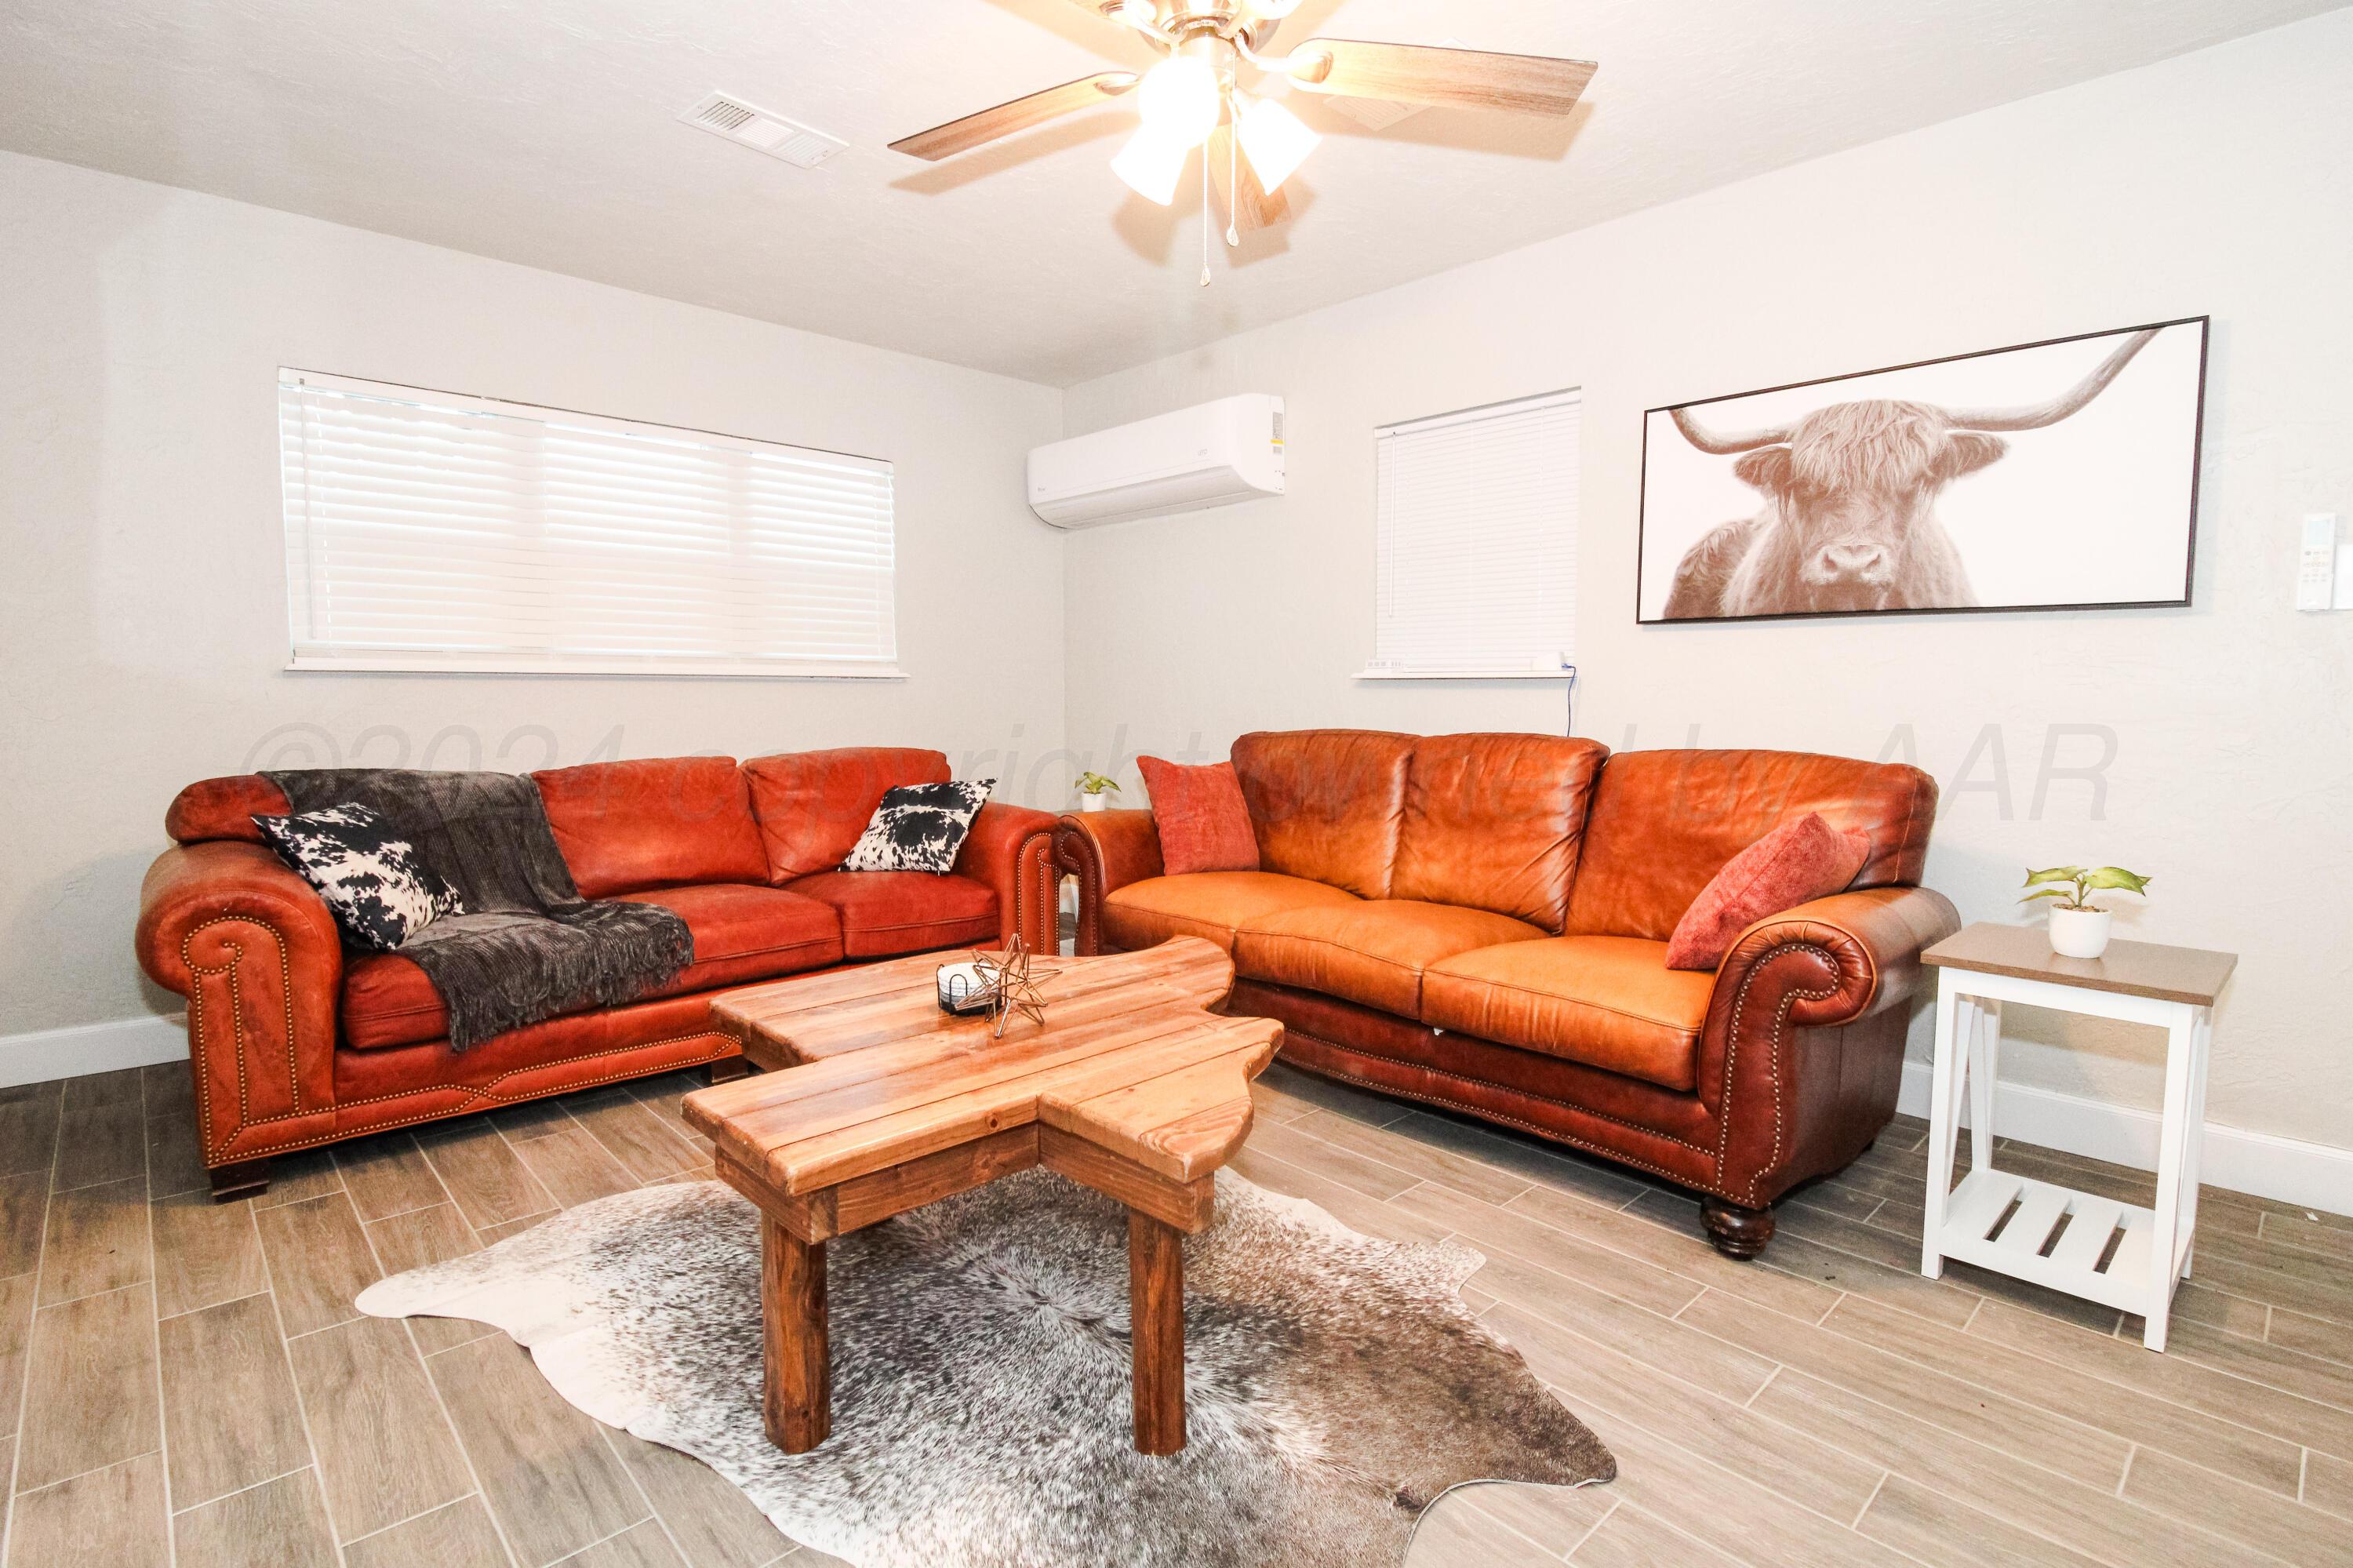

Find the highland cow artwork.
xmin=1638 ymin=318 xmax=2207 ymax=623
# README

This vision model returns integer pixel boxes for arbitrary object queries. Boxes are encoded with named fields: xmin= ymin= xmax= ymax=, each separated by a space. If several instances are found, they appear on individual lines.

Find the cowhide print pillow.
xmin=842 ymin=779 xmax=995 ymax=875
xmin=253 ymin=803 xmax=464 ymax=952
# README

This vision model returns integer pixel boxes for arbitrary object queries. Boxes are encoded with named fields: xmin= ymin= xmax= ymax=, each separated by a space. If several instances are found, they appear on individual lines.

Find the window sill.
xmin=1354 ymin=667 xmax=1577 ymax=682
xmin=287 ymin=657 xmax=908 ymax=682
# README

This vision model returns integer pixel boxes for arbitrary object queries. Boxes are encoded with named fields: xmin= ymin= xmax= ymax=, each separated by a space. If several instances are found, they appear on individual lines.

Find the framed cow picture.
xmin=1636 ymin=317 xmax=2208 ymax=624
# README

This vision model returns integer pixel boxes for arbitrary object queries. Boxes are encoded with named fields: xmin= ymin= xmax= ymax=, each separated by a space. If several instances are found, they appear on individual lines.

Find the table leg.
xmin=1128 ymin=1210 xmax=1185 ymax=1456
xmin=1969 ymin=999 xmax=2002 ymax=1177
xmin=2144 ymin=1002 xmax=2200 ymax=1352
xmin=2179 ymin=1007 xmax=2213 ymax=1281
xmin=762 ymin=1218 xmax=830 ymax=1452
xmin=1920 ymin=978 xmax=1970 ymax=1279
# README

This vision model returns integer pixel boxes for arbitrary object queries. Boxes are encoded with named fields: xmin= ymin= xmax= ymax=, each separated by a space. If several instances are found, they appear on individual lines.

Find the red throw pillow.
xmin=1136 ymin=757 xmax=1260 ymax=876
xmin=1664 ymin=813 xmax=1872 ymax=971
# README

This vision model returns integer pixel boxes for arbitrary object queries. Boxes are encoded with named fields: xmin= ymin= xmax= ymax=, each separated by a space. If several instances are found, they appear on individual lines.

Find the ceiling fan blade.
xmin=1207 ymin=126 xmax=1290 ymax=231
xmin=889 ymin=72 xmax=1139 ymax=161
xmin=1284 ymin=39 xmax=1596 ymax=116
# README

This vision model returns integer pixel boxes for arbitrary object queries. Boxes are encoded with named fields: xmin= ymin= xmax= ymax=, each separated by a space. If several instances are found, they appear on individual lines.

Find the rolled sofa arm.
xmin=1055 ymin=809 xmax=1165 ymax=956
xmin=953 ymin=804 xmax=1061 ymax=952
xmin=135 ymin=841 xmax=345 ymax=1167
xmin=1712 ymin=885 xmax=1962 ymax=1033
xmin=1695 ymin=884 xmax=1962 ymax=1209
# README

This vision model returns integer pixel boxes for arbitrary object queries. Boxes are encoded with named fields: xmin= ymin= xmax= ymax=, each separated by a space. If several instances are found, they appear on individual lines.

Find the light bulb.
xmin=1137 ymin=56 xmax=1223 ymax=148
xmin=1236 ymin=94 xmax=1319 ymax=195
xmin=1111 ymin=126 xmax=1191 ymax=206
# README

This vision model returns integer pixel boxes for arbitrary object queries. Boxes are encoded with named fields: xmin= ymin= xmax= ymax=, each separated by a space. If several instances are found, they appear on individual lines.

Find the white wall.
xmin=1062 ymin=13 xmax=2353 ymax=1151
xmin=0 ymin=151 xmax=1066 ymax=1039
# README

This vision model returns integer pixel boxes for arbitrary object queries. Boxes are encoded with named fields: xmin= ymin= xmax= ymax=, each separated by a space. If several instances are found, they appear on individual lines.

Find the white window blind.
xmin=1362 ymin=389 xmax=1580 ymax=680
xmin=278 ymin=369 xmax=900 ymax=678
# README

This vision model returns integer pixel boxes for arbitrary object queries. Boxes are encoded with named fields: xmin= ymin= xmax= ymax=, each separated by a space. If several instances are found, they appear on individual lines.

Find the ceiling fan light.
xmin=1111 ymin=126 xmax=1191 ymax=205
xmin=1237 ymin=95 xmax=1319 ymax=195
xmin=1137 ymin=56 xmax=1223 ymax=148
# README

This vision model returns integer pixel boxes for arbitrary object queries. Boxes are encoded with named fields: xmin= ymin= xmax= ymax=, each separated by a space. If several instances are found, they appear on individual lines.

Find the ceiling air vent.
xmin=678 ymin=90 xmax=847 ymax=169
xmin=1322 ymin=98 xmax=1427 ymax=133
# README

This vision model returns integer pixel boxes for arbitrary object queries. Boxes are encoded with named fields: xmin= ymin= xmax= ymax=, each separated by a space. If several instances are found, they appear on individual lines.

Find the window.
xmin=278 ymin=370 xmax=899 ymax=678
xmin=1362 ymin=389 xmax=1580 ymax=679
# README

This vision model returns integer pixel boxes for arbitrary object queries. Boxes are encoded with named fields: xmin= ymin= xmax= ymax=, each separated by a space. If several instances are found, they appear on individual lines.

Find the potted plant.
xmin=1075 ymin=771 xmax=1122 ymax=814
xmin=2020 ymin=864 xmax=2151 ymax=959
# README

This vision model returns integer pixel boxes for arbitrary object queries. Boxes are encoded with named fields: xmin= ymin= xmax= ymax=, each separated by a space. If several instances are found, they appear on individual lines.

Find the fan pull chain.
xmin=1226 ymin=129 xmax=1240 ymax=248
xmin=1199 ymin=153 xmax=1212 ymax=287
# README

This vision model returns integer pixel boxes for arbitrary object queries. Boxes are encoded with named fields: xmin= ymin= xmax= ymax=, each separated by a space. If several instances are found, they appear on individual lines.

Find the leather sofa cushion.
xmin=1231 ymin=978 xmax=1718 ymax=1154
xmin=532 ymin=758 xmax=769 ymax=898
xmin=1102 ymin=872 xmax=1358 ymax=954
xmin=744 ymin=748 xmax=951 ymax=882
xmin=788 ymin=870 xmax=997 ymax=959
xmin=1233 ymin=900 xmax=1544 ymax=1019
xmin=340 ymin=882 xmax=844 ymax=1050
xmin=332 ymin=990 xmax=732 ymax=1111
xmin=1231 ymin=730 xmax=1413 ymax=900
xmin=1563 ymin=750 xmax=1940 ymax=940
xmin=1422 ymin=936 xmax=1715 ymax=1092
xmin=1390 ymin=733 xmax=1608 ymax=931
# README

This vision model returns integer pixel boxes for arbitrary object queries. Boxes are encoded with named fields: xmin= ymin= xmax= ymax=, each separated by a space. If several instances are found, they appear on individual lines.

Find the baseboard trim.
xmin=1897 ymin=1059 xmax=2353 ymax=1216
xmin=0 ymin=1014 xmax=188 ymax=1090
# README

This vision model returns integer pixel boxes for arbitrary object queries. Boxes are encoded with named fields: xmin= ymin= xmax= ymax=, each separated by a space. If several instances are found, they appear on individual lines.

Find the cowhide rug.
xmin=358 ymin=1167 xmax=1613 ymax=1568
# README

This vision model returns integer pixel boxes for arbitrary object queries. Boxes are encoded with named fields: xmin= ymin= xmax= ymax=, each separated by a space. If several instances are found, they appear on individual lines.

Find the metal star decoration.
xmin=970 ymin=936 xmax=1050 ymax=1039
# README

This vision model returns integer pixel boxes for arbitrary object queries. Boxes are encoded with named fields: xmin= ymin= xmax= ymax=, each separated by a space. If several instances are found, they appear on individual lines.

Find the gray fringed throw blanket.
xmin=268 ymin=769 xmax=693 ymax=1052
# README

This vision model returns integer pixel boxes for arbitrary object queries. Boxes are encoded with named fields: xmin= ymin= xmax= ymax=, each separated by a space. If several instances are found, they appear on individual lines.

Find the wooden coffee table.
xmin=681 ymin=937 xmax=1280 ymax=1457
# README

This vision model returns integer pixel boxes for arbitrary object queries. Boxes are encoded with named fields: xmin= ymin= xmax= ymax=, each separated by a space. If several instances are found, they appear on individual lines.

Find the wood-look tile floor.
xmin=3 ymin=1061 xmax=2348 ymax=1567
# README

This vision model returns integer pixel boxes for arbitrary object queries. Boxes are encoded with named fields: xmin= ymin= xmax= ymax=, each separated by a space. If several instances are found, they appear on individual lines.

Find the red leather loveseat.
xmin=1059 ymin=731 xmax=1959 ymax=1257
xmin=136 ymin=748 xmax=1057 ymax=1199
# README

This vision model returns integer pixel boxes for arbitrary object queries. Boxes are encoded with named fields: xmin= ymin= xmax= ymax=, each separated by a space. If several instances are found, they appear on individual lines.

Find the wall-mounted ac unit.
xmin=1028 ymin=394 xmax=1285 ymax=529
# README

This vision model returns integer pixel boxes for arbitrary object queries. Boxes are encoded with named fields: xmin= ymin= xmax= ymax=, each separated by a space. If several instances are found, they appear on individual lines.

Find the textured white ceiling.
xmin=0 ymin=0 xmax=2337 ymax=385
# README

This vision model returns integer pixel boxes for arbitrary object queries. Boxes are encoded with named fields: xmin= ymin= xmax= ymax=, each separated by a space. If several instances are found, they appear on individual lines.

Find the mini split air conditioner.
xmin=1027 ymin=395 xmax=1285 ymax=528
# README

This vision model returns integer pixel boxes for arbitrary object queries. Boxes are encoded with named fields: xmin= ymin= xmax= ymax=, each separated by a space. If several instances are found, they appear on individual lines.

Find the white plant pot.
xmin=2047 ymin=906 xmax=2113 ymax=959
xmin=1079 ymin=795 xmax=1108 ymax=813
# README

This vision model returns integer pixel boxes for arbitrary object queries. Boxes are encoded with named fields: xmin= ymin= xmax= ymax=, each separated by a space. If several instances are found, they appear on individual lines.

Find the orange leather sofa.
xmin=136 ymin=749 xmax=1058 ymax=1199
xmin=1058 ymin=730 xmax=1958 ymax=1258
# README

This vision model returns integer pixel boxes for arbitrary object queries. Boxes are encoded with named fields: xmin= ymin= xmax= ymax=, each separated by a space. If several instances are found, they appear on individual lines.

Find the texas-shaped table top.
xmin=685 ymin=937 xmax=1283 ymax=1459
xmin=684 ymin=937 xmax=1279 ymax=1210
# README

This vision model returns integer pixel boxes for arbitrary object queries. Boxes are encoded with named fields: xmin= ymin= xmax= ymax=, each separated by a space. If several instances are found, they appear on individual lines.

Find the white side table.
xmin=1918 ymin=923 xmax=2236 ymax=1352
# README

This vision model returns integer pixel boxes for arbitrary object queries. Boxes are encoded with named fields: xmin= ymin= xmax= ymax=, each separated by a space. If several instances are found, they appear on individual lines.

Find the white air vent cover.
xmin=678 ymin=91 xmax=847 ymax=169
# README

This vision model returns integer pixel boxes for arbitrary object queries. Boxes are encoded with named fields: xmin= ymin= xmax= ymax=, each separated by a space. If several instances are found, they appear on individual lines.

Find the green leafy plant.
xmin=2020 ymin=865 xmax=2151 ymax=913
xmin=1075 ymin=771 xmax=1122 ymax=798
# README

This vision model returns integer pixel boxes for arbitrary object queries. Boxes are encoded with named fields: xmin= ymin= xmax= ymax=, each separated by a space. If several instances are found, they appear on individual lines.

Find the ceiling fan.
xmin=889 ymin=1 xmax=1596 ymax=275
